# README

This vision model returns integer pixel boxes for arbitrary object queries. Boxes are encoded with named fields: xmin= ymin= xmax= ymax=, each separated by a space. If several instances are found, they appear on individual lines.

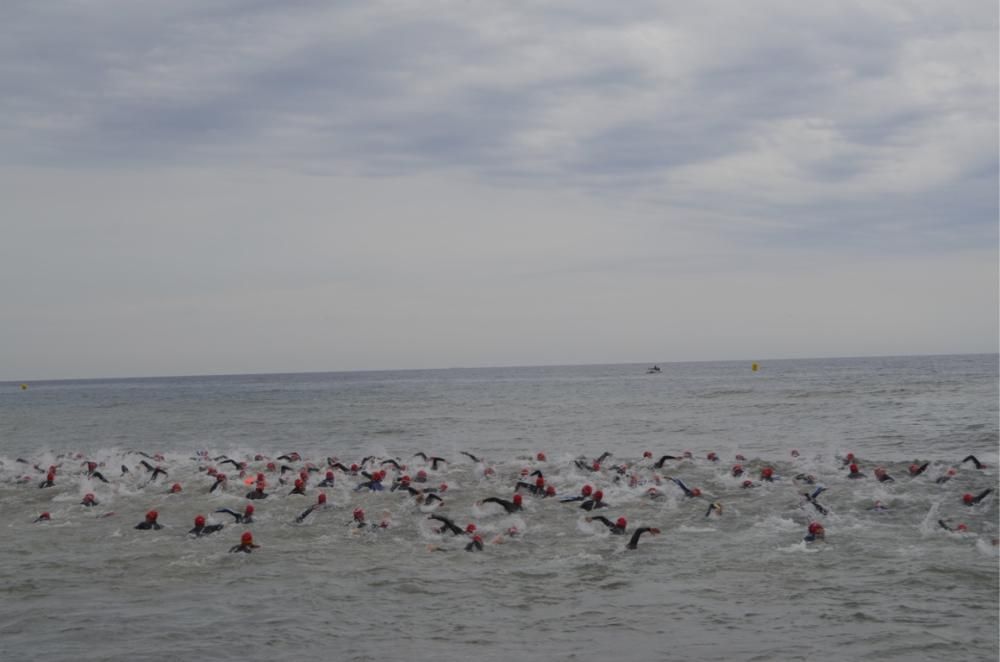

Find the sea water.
xmin=1 ymin=355 xmax=997 ymax=661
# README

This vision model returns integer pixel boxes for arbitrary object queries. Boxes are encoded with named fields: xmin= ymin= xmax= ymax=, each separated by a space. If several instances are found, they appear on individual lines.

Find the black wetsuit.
xmin=589 ymin=516 xmax=626 ymax=534
xmin=81 ymin=498 xmax=99 ymax=507
xmin=428 ymin=514 xmax=464 ymax=536
xmin=89 ymin=471 xmax=110 ymax=484
xmin=245 ymin=489 xmax=268 ymax=500
xmin=910 ymin=462 xmax=930 ymax=476
xmin=962 ymin=455 xmax=984 ymax=469
xmin=968 ymin=489 xmax=993 ymax=505
xmin=460 ymin=451 xmax=482 ymax=463
xmin=189 ymin=524 xmax=224 ymax=536
xmin=465 ymin=538 xmax=484 ymax=552
xmin=876 ymin=472 xmax=895 ymax=483
xmin=804 ymin=493 xmax=829 ymax=516
xmin=482 ymin=497 xmax=522 ymax=514
xmin=38 ymin=478 xmax=54 ymax=488
xmin=318 ymin=477 xmax=336 ymax=487
xmin=626 ymin=527 xmax=657 ymax=550
xmin=653 ymin=455 xmax=680 ymax=469
xmin=580 ymin=498 xmax=607 ymax=511
xmin=135 ymin=521 xmax=163 ymax=530
xmin=229 ymin=543 xmax=257 ymax=553
xmin=209 ymin=477 xmax=227 ymax=493
xmin=295 ymin=505 xmax=323 ymax=523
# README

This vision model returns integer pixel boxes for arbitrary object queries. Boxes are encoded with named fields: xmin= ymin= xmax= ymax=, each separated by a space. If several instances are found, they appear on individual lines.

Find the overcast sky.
xmin=1 ymin=1 xmax=997 ymax=380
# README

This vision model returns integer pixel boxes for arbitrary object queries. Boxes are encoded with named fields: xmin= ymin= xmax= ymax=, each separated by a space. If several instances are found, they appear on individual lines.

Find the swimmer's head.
xmin=735 ymin=454 xmax=746 ymax=461
xmin=846 ymin=453 xmax=855 ymax=461
xmin=244 ymin=504 xmax=255 ymax=515
xmin=513 ymin=494 xmax=523 ymax=506
xmin=353 ymin=508 xmax=364 ymax=522
xmin=145 ymin=510 xmax=158 ymax=522
xmin=266 ymin=462 xmax=276 ymax=471
xmin=317 ymin=493 xmax=327 ymax=504
xmin=472 ymin=534 xmax=483 ymax=544
xmin=761 ymin=467 xmax=774 ymax=479
xmin=690 ymin=488 xmax=702 ymax=497
xmin=465 ymin=523 xmax=476 ymax=534
xmin=732 ymin=464 xmax=744 ymax=476
xmin=170 ymin=483 xmax=182 ymax=493
xmin=947 ymin=468 xmax=957 ymax=476
xmin=536 ymin=452 xmax=547 ymax=462
xmin=790 ymin=449 xmax=800 ymax=457
xmin=962 ymin=493 xmax=974 ymax=504
xmin=545 ymin=485 xmax=556 ymax=496
xmin=643 ymin=451 xmax=652 ymax=459
xmin=616 ymin=517 xmax=627 ymax=529
xmin=417 ymin=469 xmax=428 ymax=479
xmin=520 ymin=467 xmax=530 ymax=476
xmin=325 ymin=471 xmax=334 ymax=479
xmin=592 ymin=461 xmax=601 ymax=471
xmin=683 ymin=450 xmax=692 ymax=459
xmin=241 ymin=531 xmax=254 ymax=545
xmin=350 ymin=463 xmax=359 ymax=472
xmin=707 ymin=452 xmax=718 ymax=461
xmin=742 ymin=480 xmax=753 ymax=488
xmin=83 ymin=493 xmax=96 ymax=503
xmin=38 ymin=512 xmax=50 ymax=521
xmin=207 ymin=467 xmax=218 ymax=476
xmin=254 ymin=454 xmax=264 ymax=461
xmin=400 ymin=475 xmax=411 ymax=483
xmin=439 ymin=483 xmax=448 ymax=492
xmin=956 ymin=524 xmax=968 ymax=532
xmin=849 ymin=463 xmax=859 ymax=473
xmin=194 ymin=515 xmax=206 ymax=527
xmin=593 ymin=490 xmax=604 ymax=501
xmin=581 ymin=485 xmax=593 ymax=497
xmin=294 ymin=479 xmax=303 ymax=488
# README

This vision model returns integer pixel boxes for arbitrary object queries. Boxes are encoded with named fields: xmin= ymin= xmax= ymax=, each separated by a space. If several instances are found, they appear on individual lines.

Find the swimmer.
xmin=935 ymin=468 xmax=958 ymax=484
xmin=937 ymin=519 xmax=968 ymax=533
xmin=962 ymin=489 xmax=993 ymax=506
xmin=666 ymin=476 xmax=702 ymax=498
xmin=803 ymin=522 xmax=825 ymax=542
xmin=354 ymin=471 xmax=385 ymax=492
xmin=427 ymin=514 xmax=465 ymax=536
xmin=536 ymin=452 xmax=547 ymax=462
xmin=81 ymin=493 xmax=99 ymax=507
xmin=760 ymin=467 xmax=775 ymax=482
xmin=288 ymin=479 xmax=307 ymax=496
xmin=741 ymin=480 xmax=760 ymax=489
xmin=873 ymin=467 xmax=894 ymax=483
xmin=847 ymin=463 xmax=866 ymax=479
xmin=731 ymin=464 xmax=744 ymax=477
xmin=465 ymin=534 xmax=484 ymax=552
xmin=39 ymin=470 xmax=55 ymax=488
xmin=216 ymin=504 xmax=254 ymax=524
xmin=909 ymin=462 xmax=930 ymax=477
xmin=588 ymin=516 xmax=627 ymax=534
xmin=653 ymin=455 xmax=681 ymax=469
xmin=625 ymin=527 xmax=660 ymax=550
xmin=229 ymin=531 xmax=259 ymax=553
xmin=543 ymin=485 xmax=557 ymax=498
xmin=276 ymin=452 xmax=301 ymax=462
xmin=295 ymin=493 xmax=328 ymax=523
xmin=841 ymin=452 xmax=856 ymax=467
xmin=704 ymin=502 xmax=723 ymax=518
xmin=245 ymin=485 xmax=268 ymax=500
xmin=209 ymin=474 xmax=227 ymax=493
xmin=481 ymin=494 xmax=523 ymax=514
xmin=514 ymin=476 xmax=547 ymax=496
xmin=871 ymin=501 xmax=889 ymax=512
xmin=135 ymin=510 xmax=162 ymax=530
xmin=961 ymin=455 xmax=986 ymax=470
xmin=706 ymin=452 xmax=719 ymax=462
xmin=318 ymin=471 xmax=337 ymax=487
xmin=34 ymin=512 xmax=51 ymax=523
xmin=559 ymin=484 xmax=593 ymax=503
xmin=794 ymin=473 xmax=816 ymax=485
xmin=414 ymin=469 xmax=429 ymax=484
xmin=169 ymin=483 xmax=183 ymax=494
xmin=189 ymin=515 xmax=224 ymax=537
xmin=380 ymin=458 xmax=404 ymax=471
xmin=580 ymin=490 xmax=607 ymax=511
xmin=804 ymin=487 xmax=829 ymax=516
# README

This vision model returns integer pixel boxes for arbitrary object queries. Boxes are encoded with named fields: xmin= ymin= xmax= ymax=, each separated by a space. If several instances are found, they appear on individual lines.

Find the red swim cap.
xmin=535 ymin=476 xmax=545 ymax=488
xmin=742 ymin=480 xmax=753 ymax=488
xmin=472 ymin=534 xmax=483 ymax=544
xmin=735 ymin=454 xmax=746 ymax=461
xmin=690 ymin=488 xmax=702 ymax=497
xmin=947 ymin=468 xmax=957 ymax=476
xmin=616 ymin=517 xmax=627 ymax=529
xmin=513 ymin=494 xmax=523 ymax=505
xmin=520 ymin=467 xmax=530 ymax=476
xmin=39 ymin=512 xmax=51 ymax=520
xmin=707 ymin=452 xmax=718 ymax=461
xmin=957 ymin=524 xmax=968 ymax=532
xmin=790 ymin=449 xmax=800 ymax=457
xmin=146 ymin=510 xmax=158 ymax=521
xmin=762 ymin=467 xmax=774 ymax=478
xmin=536 ymin=452 xmax=547 ymax=461
xmin=846 ymin=453 xmax=855 ymax=460
xmin=582 ymin=485 xmax=593 ymax=497
xmin=417 ymin=470 xmax=427 ymax=478
xmin=353 ymin=508 xmax=364 ymax=521
xmin=241 ymin=532 xmax=253 ymax=545
xmin=266 ymin=462 xmax=276 ymax=471
xmin=170 ymin=483 xmax=182 ymax=493
xmin=46 ymin=471 xmax=55 ymax=481
xmin=732 ymin=464 xmax=744 ymax=476
xmin=849 ymin=464 xmax=859 ymax=473
xmin=317 ymin=493 xmax=327 ymax=504
xmin=350 ymin=464 xmax=359 ymax=472
xmin=326 ymin=471 xmax=334 ymax=479
xmin=545 ymin=485 xmax=555 ymax=496
xmin=299 ymin=470 xmax=308 ymax=480
xmin=962 ymin=493 xmax=974 ymax=504
xmin=593 ymin=490 xmax=604 ymax=501
xmin=401 ymin=475 xmax=411 ymax=482
xmin=808 ymin=522 xmax=822 ymax=534
xmin=592 ymin=461 xmax=601 ymax=471
xmin=83 ymin=493 xmax=95 ymax=502
xmin=643 ymin=451 xmax=652 ymax=458
xmin=294 ymin=479 xmax=303 ymax=488
xmin=465 ymin=523 xmax=476 ymax=533
xmin=244 ymin=504 xmax=255 ymax=514
xmin=195 ymin=515 xmax=206 ymax=527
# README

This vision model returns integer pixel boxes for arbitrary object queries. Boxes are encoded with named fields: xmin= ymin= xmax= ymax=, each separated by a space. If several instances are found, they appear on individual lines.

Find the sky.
xmin=1 ymin=1 xmax=997 ymax=380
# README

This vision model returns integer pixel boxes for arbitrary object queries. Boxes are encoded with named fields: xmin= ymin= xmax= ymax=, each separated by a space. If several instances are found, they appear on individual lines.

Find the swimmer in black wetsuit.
xmin=873 ymin=467 xmax=894 ymax=483
xmin=189 ymin=515 xmax=224 ymax=536
xmin=794 ymin=473 xmax=816 ymax=485
xmin=803 ymin=522 xmax=825 ymax=542
xmin=588 ymin=515 xmax=627 ymax=534
xmin=135 ymin=510 xmax=162 ymax=530
xmin=847 ymin=464 xmax=865 ymax=479
xmin=580 ymin=490 xmax=607 ymax=511
xmin=731 ymin=464 xmax=744 ymax=477
xmin=216 ymin=504 xmax=254 ymax=524
xmin=760 ymin=467 xmax=776 ymax=482
xmin=962 ymin=489 xmax=993 ymax=506
xmin=704 ymin=502 xmax=723 ymax=518
xmin=560 ymin=485 xmax=594 ymax=503
xmin=481 ymin=494 xmax=523 ymax=514
xmin=295 ymin=493 xmax=328 ymax=523
xmin=81 ymin=493 xmax=99 ymax=507
xmin=289 ymin=479 xmax=307 ymax=495
xmin=229 ymin=531 xmax=259 ymax=553
xmin=276 ymin=452 xmax=301 ymax=462
xmin=961 ymin=455 xmax=985 ymax=470
xmin=653 ymin=455 xmax=680 ymax=469
xmin=938 ymin=519 xmax=968 ymax=533
xmin=246 ymin=485 xmax=268 ymax=500
xmin=666 ymin=477 xmax=702 ymax=498
xmin=427 ymin=514 xmax=466 ymax=536
xmin=209 ymin=474 xmax=227 ymax=493
xmin=909 ymin=462 xmax=930 ymax=477
xmin=515 ymin=477 xmax=547 ymax=496
xmin=465 ymin=535 xmax=484 ymax=552
xmin=39 ymin=471 xmax=55 ymax=488
xmin=626 ymin=527 xmax=660 ymax=550
xmin=935 ymin=468 xmax=958 ymax=484
xmin=803 ymin=487 xmax=829 ymax=516
xmin=318 ymin=471 xmax=337 ymax=487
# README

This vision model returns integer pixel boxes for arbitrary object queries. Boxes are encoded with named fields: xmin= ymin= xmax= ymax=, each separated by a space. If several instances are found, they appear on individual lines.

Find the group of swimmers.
xmin=16 ymin=447 xmax=996 ymax=552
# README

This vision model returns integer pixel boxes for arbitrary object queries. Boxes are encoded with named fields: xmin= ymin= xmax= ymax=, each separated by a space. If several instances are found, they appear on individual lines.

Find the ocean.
xmin=1 ymin=354 xmax=997 ymax=661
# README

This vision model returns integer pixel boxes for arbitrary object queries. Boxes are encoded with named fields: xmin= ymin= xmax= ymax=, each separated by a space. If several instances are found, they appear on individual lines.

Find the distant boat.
xmin=646 ymin=365 xmax=661 ymax=374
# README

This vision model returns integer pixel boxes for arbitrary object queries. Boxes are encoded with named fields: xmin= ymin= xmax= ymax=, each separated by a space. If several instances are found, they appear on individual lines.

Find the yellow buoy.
xmin=751 ymin=363 xmax=759 ymax=372
xmin=20 ymin=383 xmax=28 ymax=390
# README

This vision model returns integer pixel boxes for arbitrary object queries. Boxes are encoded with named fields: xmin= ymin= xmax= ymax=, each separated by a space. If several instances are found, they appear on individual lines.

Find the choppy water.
xmin=1 ymin=355 xmax=997 ymax=661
